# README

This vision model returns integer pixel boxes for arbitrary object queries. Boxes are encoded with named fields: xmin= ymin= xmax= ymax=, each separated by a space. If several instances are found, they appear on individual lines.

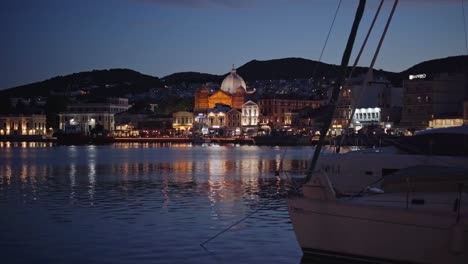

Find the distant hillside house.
xmin=10 ymin=97 xmax=31 ymax=107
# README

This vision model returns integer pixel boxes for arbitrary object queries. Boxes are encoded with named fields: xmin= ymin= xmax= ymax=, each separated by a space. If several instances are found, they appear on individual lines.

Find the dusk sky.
xmin=1 ymin=0 xmax=467 ymax=89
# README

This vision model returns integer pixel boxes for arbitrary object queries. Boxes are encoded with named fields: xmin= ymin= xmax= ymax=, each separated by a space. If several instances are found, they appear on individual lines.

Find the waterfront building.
xmin=67 ymin=97 xmax=129 ymax=114
xmin=328 ymin=72 xmax=403 ymax=134
xmin=257 ymin=98 xmax=321 ymax=128
xmin=0 ymin=115 xmax=47 ymax=136
xmin=333 ymin=88 xmax=352 ymax=131
xmin=194 ymin=67 xmax=251 ymax=113
xmin=137 ymin=115 xmax=173 ymax=134
xmin=58 ymin=112 xmax=115 ymax=134
xmin=172 ymin=111 xmax=194 ymax=135
xmin=206 ymin=104 xmax=230 ymax=131
xmin=353 ymin=108 xmax=382 ymax=126
xmin=428 ymin=118 xmax=464 ymax=128
xmin=226 ymin=109 xmax=242 ymax=136
xmin=220 ymin=67 xmax=247 ymax=94
xmin=400 ymin=73 xmax=467 ymax=131
xmin=241 ymin=101 xmax=259 ymax=126
xmin=338 ymin=73 xmax=402 ymax=133
xmin=194 ymin=88 xmax=209 ymax=112
xmin=241 ymin=101 xmax=259 ymax=136
xmin=57 ymin=98 xmax=128 ymax=134
xmin=114 ymin=112 xmax=148 ymax=137
xmin=206 ymin=89 xmax=233 ymax=109
xmin=138 ymin=115 xmax=173 ymax=136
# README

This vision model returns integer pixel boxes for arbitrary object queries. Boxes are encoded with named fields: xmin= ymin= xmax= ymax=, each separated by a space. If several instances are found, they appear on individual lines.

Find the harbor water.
xmin=0 ymin=142 xmax=323 ymax=264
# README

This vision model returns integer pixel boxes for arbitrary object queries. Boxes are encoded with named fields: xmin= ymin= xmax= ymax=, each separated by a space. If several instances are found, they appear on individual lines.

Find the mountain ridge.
xmin=2 ymin=55 xmax=467 ymax=98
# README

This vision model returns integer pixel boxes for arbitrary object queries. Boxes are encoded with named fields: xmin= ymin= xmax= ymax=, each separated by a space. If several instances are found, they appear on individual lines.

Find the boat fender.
xmin=449 ymin=222 xmax=464 ymax=254
xmin=366 ymin=186 xmax=384 ymax=194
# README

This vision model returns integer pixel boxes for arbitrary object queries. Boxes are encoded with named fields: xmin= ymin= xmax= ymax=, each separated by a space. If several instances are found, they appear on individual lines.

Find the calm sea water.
xmin=0 ymin=142 xmax=323 ymax=264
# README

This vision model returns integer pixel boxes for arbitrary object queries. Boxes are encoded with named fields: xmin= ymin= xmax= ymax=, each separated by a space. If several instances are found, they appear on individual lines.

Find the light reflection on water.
xmin=0 ymin=143 xmax=334 ymax=264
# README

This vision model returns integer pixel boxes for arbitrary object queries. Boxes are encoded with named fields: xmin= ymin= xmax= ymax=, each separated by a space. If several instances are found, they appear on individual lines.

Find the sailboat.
xmin=287 ymin=0 xmax=468 ymax=263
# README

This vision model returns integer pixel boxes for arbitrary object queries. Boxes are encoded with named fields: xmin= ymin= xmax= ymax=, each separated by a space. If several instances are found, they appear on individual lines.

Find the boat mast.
xmin=304 ymin=0 xmax=367 ymax=184
xmin=337 ymin=0 xmax=399 ymax=153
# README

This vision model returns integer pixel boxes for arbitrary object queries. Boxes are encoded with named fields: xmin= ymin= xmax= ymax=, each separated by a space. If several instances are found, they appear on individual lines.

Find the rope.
xmin=200 ymin=194 xmax=280 ymax=247
xmin=200 ymin=172 xmax=298 ymax=247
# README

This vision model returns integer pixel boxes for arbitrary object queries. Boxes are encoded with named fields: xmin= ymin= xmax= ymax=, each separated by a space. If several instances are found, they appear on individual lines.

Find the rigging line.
xmin=344 ymin=0 xmax=385 ymax=83
xmin=462 ymin=0 xmax=468 ymax=55
xmin=310 ymin=0 xmax=342 ymax=82
xmin=304 ymin=0 xmax=367 ymax=185
xmin=200 ymin=199 xmax=275 ymax=248
xmin=338 ymin=0 xmax=399 ymax=154
xmin=336 ymin=0 xmax=385 ymax=152
xmin=348 ymin=175 xmax=386 ymax=200
xmin=369 ymin=0 xmax=398 ymax=70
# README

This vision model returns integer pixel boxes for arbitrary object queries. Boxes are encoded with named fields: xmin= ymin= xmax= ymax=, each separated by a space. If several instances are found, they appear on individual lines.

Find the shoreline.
xmin=0 ymin=135 xmax=399 ymax=147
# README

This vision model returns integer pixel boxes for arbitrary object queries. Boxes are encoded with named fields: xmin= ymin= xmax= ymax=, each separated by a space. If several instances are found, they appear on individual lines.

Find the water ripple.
xmin=0 ymin=144 xmax=307 ymax=263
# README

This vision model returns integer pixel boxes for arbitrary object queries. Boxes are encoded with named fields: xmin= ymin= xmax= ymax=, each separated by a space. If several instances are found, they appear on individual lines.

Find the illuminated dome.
xmin=220 ymin=67 xmax=247 ymax=94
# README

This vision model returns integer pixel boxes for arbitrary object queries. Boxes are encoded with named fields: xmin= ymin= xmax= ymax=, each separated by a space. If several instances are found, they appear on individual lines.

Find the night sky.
xmin=0 ymin=0 xmax=467 ymax=89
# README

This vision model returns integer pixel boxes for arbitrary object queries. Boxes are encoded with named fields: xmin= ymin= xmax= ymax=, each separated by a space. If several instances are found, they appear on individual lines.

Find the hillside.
xmin=161 ymin=71 xmax=222 ymax=85
xmin=1 ymin=55 xmax=467 ymax=99
xmin=237 ymin=58 xmax=365 ymax=81
xmin=161 ymin=56 xmax=468 ymax=87
xmin=158 ymin=58 xmax=396 ymax=86
xmin=0 ymin=69 xmax=162 ymax=98
xmin=401 ymin=55 xmax=468 ymax=77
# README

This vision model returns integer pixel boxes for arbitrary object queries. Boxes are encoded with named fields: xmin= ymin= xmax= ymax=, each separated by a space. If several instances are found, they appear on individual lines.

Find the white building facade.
xmin=241 ymin=101 xmax=259 ymax=126
xmin=58 ymin=98 xmax=128 ymax=134
xmin=58 ymin=113 xmax=115 ymax=134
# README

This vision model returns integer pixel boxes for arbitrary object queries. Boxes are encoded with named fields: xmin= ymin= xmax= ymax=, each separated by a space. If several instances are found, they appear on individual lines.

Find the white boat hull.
xmin=288 ymin=196 xmax=468 ymax=263
xmin=316 ymin=150 xmax=468 ymax=194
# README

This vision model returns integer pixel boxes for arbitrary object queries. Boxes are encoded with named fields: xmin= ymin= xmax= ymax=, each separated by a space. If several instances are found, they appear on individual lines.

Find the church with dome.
xmin=194 ymin=67 xmax=254 ymax=113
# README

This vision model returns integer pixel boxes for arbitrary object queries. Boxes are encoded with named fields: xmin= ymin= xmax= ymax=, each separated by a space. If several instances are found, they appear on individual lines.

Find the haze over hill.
xmin=2 ymin=55 xmax=467 ymax=98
